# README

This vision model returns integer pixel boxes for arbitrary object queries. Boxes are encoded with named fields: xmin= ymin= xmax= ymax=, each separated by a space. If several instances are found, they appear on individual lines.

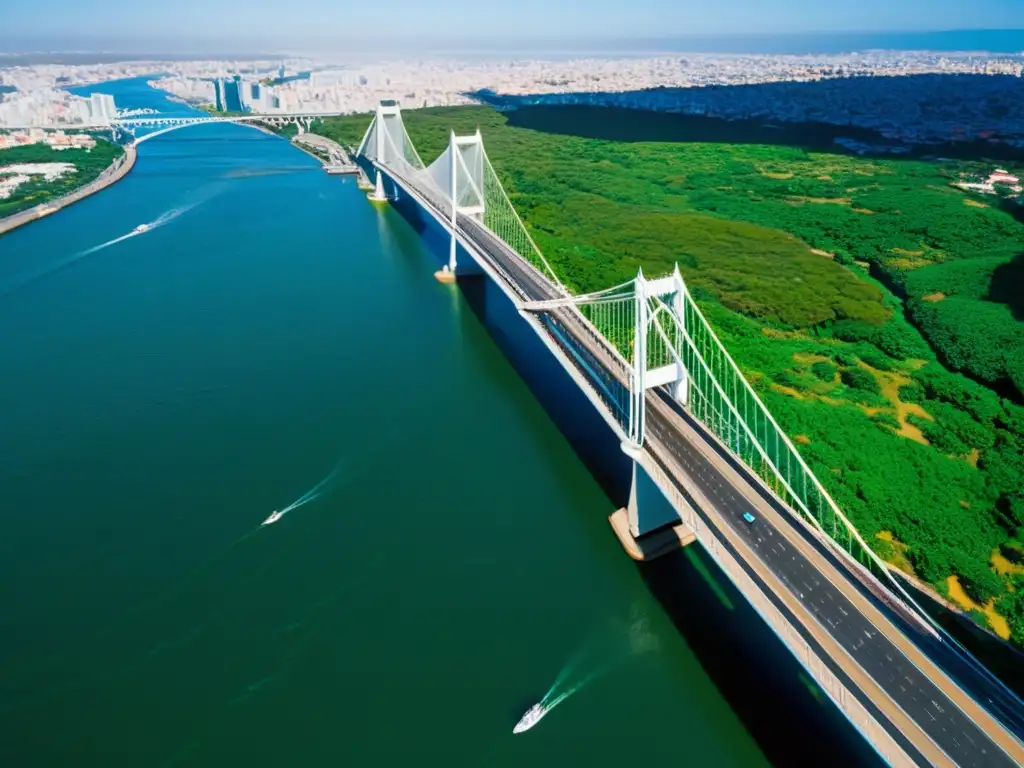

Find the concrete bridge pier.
xmin=434 ymin=131 xmax=463 ymax=285
xmin=433 ymin=227 xmax=457 ymax=284
xmin=367 ymin=170 xmax=389 ymax=205
xmin=610 ymin=440 xmax=695 ymax=561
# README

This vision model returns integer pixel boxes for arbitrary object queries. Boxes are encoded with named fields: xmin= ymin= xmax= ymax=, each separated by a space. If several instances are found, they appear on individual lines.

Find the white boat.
xmin=133 ymin=223 xmax=150 ymax=234
xmin=261 ymin=510 xmax=284 ymax=526
xmin=513 ymin=702 xmax=547 ymax=734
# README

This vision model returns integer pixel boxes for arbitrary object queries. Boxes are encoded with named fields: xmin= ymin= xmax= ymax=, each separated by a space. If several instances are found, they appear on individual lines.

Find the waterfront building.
xmin=239 ymin=80 xmax=262 ymax=112
xmin=0 ymin=128 xmax=95 ymax=150
xmin=208 ymin=75 xmax=275 ymax=113
xmin=87 ymin=93 xmax=117 ymax=125
xmin=222 ymin=76 xmax=243 ymax=112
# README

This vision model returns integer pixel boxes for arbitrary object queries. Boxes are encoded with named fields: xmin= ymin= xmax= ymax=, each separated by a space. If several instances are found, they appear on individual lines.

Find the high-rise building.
xmin=238 ymin=79 xmax=250 ymax=112
xmin=241 ymin=81 xmax=260 ymax=112
xmin=211 ymin=75 xmax=267 ymax=113
xmin=222 ymin=76 xmax=243 ymax=112
xmin=87 ymin=92 xmax=117 ymax=125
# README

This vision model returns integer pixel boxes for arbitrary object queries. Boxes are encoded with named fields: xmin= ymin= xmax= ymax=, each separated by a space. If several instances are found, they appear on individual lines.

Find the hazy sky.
xmin=3 ymin=0 xmax=1023 ymax=49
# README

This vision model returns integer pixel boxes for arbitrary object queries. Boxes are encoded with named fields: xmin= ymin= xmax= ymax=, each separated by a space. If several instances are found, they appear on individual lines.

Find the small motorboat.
xmin=261 ymin=510 xmax=284 ymax=526
xmin=513 ymin=702 xmax=547 ymax=734
xmin=133 ymin=223 xmax=150 ymax=234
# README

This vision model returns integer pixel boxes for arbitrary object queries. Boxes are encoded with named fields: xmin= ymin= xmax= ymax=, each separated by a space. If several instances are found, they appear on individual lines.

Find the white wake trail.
xmin=150 ymin=199 xmax=203 ymax=228
xmin=260 ymin=419 xmax=418 ymax=527
xmin=543 ymin=671 xmax=600 ymax=712
xmin=0 ymin=191 xmax=216 ymax=299
xmin=78 ymin=198 xmax=203 ymax=257
xmin=269 ymin=457 xmax=350 ymax=520
xmin=76 ymin=229 xmax=143 ymax=257
xmin=533 ymin=605 xmax=661 ymax=721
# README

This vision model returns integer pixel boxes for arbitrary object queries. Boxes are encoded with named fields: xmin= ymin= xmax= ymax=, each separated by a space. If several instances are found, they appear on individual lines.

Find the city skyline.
xmin=3 ymin=0 xmax=1024 ymax=53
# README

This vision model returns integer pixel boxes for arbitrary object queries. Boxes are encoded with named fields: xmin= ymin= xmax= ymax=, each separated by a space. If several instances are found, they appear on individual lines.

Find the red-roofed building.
xmin=990 ymin=169 xmax=1020 ymax=185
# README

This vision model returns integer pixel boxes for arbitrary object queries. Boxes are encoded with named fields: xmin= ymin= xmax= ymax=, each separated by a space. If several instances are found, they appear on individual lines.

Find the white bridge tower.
xmin=440 ymin=129 xmax=486 ymax=278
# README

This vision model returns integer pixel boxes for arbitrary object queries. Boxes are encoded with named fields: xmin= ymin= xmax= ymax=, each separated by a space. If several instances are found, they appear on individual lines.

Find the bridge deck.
xmin=379 ymin=163 xmax=1023 ymax=768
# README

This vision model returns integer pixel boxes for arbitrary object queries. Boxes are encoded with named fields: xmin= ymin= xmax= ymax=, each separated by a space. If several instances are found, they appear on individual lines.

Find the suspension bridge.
xmin=353 ymin=100 xmax=1024 ymax=767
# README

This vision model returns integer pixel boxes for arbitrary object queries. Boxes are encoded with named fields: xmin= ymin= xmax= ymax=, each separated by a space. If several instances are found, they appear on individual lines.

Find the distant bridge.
xmin=5 ymin=111 xmax=347 ymax=145
xmin=353 ymin=100 xmax=1024 ymax=767
xmin=114 ymin=112 xmax=345 ymax=144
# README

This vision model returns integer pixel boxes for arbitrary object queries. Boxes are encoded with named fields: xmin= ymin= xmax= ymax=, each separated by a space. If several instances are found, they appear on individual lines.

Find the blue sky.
xmin=3 ymin=0 xmax=1023 ymax=48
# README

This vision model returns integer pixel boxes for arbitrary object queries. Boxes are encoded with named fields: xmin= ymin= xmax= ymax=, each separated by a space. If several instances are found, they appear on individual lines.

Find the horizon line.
xmin=3 ymin=27 xmax=1024 ymax=45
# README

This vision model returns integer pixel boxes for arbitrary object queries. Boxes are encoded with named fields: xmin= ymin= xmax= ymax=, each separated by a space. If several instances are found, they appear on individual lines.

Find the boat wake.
xmin=77 ymin=199 xmax=204 ymax=256
xmin=261 ymin=455 xmax=349 ymax=526
xmin=514 ymin=604 xmax=659 ymax=734
xmin=222 ymin=166 xmax=313 ymax=179
xmin=0 ymin=192 xmax=214 ymax=299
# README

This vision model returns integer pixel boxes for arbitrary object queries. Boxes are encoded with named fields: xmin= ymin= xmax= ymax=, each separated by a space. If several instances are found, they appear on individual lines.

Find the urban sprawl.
xmin=1 ymin=50 xmax=1023 ymax=158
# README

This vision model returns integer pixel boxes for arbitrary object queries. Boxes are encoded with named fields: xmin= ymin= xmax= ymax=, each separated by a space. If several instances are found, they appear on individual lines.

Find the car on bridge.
xmin=742 ymin=512 xmax=756 ymax=524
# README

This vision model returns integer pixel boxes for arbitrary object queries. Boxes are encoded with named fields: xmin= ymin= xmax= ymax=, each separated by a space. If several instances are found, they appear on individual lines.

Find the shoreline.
xmin=288 ymin=138 xmax=326 ymax=163
xmin=0 ymin=143 xmax=138 ymax=238
xmin=247 ymin=122 xmax=282 ymax=139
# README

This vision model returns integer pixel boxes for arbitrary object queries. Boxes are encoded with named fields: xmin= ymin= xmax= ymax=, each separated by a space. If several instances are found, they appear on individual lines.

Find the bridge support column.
xmin=435 ymin=131 xmax=459 ymax=284
xmin=367 ymin=170 xmax=388 ymax=204
xmin=609 ymin=441 xmax=695 ymax=561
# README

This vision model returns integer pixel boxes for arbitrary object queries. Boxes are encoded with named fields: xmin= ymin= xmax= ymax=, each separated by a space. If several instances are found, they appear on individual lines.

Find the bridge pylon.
xmin=646 ymin=263 xmax=690 ymax=407
xmin=435 ymin=129 xmax=486 ymax=283
xmin=623 ymin=264 xmax=693 ymax=446
xmin=446 ymin=131 xmax=459 ymax=274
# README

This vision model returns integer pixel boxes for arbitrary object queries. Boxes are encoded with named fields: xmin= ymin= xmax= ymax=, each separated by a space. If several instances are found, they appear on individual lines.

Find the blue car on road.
xmin=742 ymin=512 xmax=756 ymax=524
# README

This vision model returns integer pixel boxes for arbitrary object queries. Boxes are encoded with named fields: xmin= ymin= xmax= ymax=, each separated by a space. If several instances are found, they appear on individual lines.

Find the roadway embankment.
xmin=288 ymin=138 xmax=326 ymax=163
xmin=0 ymin=143 xmax=137 ymax=238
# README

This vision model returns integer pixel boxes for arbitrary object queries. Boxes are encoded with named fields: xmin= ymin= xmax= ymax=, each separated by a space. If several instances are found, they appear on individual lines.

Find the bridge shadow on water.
xmin=456 ymin=273 xmax=630 ymax=504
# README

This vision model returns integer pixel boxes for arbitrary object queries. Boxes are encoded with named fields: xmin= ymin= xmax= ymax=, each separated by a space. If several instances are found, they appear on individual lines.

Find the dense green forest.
xmin=498 ymin=106 xmax=1024 ymax=401
xmin=314 ymin=106 xmax=1024 ymax=647
xmin=0 ymin=138 xmax=123 ymax=218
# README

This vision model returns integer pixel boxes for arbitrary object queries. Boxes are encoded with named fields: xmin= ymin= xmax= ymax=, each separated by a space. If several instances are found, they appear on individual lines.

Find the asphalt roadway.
xmin=643 ymin=403 xmax=1018 ymax=768
xmin=395 ymin=171 xmax=1023 ymax=766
